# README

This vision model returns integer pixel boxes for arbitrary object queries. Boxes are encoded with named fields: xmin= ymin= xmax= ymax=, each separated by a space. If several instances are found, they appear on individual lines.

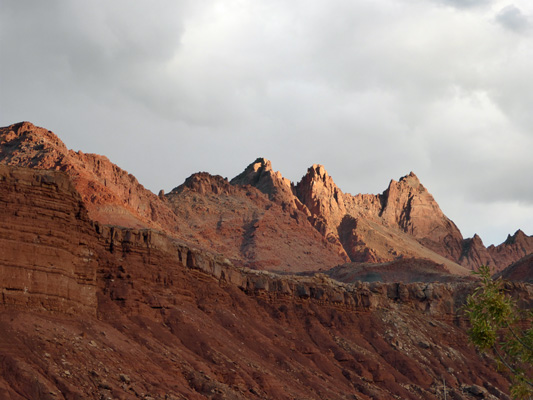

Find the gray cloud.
xmin=1 ymin=0 xmax=533 ymax=246
xmin=496 ymin=4 xmax=531 ymax=33
xmin=433 ymin=0 xmax=494 ymax=9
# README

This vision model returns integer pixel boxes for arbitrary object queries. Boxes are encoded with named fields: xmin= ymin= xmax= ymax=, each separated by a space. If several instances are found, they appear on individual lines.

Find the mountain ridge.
xmin=1 ymin=122 xmax=531 ymax=275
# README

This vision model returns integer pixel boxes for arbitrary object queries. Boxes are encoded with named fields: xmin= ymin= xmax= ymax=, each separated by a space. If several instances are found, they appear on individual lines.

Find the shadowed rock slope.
xmin=496 ymin=253 xmax=533 ymax=283
xmin=3 ymin=163 xmax=532 ymax=399
xmin=320 ymin=259 xmax=477 ymax=284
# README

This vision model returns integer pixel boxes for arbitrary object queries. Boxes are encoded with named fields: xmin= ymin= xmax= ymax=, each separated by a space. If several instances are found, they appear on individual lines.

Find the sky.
xmin=1 ymin=0 xmax=532 ymax=246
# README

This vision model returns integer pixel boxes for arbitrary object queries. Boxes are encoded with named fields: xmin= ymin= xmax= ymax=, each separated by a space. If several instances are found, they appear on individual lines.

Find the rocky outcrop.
xmin=459 ymin=234 xmax=494 ymax=270
xmin=379 ymin=173 xmax=464 ymax=261
xmin=489 ymin=230 xmax=533 ymax=270
xmin=230 ymin=158 xmax=302 ymax=211
xmin=0 ymin=165 xmax=97 ymax=314
xmin=294 ymin=164 xmax=348 ymax=236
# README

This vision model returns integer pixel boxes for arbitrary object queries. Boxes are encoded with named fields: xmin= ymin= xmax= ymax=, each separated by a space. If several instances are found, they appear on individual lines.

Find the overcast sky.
xmin=1 ymin=0 xmax=532 ymax=246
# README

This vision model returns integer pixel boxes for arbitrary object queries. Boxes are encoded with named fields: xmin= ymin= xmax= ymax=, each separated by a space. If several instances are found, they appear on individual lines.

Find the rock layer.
xmin=0 ymin=165 xmax=97 ymax=314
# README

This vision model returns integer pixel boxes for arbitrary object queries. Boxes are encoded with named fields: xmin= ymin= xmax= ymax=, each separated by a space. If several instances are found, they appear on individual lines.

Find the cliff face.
xmin=0 ymin=165 xmax=97 ymax=314
xmin=1 ymin=164 xmax=529 ymax=399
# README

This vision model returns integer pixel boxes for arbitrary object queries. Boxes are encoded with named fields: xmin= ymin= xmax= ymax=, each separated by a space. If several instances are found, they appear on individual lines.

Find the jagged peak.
xmin=1 ymin=121 xmax=67 ymax=151
xmin=230 ymin=157 xmax=292 ymax=198
xmin=231 ymin=157 xmax=273 ymax=185
xmin=307 ymin=164 xmax=330 ymax=181
xmin=251 ymin=157 xmax=272 ymax=171
xmin=171 ymin=172 xmax=231 ymax=195
xmin=505 ymin=229 xmax=529 ymax=245
xmin=397 ymin=171 xmax=423 ymax=188
xmin=514 ymin=229 xmax=526 ymax=238
xmin=471 ymin=234 xmax=484 ymax=245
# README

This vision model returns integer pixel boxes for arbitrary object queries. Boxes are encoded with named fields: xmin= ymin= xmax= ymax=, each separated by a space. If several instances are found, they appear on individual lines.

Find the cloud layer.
xmin=1 ymin=0 xmax=532 ymax=245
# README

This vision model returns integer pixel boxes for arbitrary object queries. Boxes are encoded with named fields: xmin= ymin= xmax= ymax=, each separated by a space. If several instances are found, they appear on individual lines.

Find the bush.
xmin=464 ymin=265 xmax=533 ymax=399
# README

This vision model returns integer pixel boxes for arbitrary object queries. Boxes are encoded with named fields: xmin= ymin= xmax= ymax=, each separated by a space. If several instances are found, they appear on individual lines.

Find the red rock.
xmin=489 ymin=230 xmax=533 ymax=271
xmin=0 ymin=165 xmax=98 ymax=314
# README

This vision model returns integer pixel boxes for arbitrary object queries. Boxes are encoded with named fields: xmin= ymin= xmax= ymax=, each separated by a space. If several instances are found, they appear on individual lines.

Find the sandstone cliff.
xmin=0 ymin=165 xmax=97 ymax=314
xmin=3 ymin=123 xmax=529 ymax=275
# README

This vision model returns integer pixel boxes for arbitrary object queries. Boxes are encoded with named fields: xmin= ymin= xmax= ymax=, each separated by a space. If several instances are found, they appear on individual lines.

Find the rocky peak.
xmin=471 ymin=234 xmax=484 ymax=245
xmin=0 ymin=122 xmax=181 ymax=232
xmin=231 ymin=158 xmax=291 ymax=195
xmin=459 ymin=234 xmax=494 ymax=271
xmin=0 ymin=122 xmax=69 ymax=168
xmin=504 ymin=229 xmax=528 ymax=245
xmin=171 ymin=172 xmax=232 ymax=196
xmin=400 ymin=171 xmax=421 ymax=186
xmin=230 ymin=158 xmax=303 ymax=214
xmin=294 ymin=164 xmax=346 ymax=231
xmin=483 ymin=229 xmax=533 ymax=273
xmin=381 ymin=173 xmax=449 ymax=234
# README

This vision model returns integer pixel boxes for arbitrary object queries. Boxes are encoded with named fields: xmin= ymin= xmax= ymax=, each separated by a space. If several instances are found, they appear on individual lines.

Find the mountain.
xmin=2 ymin=122 xmax=533 ymax=399
xmin=459 ymin=230 xmax=533 ymax=272
xmin=2 ymin=122 xmax=530 ymax=274
xmin=0 ymin=124 xmax=349 ymax=272
xmin=293 ymin=167 xmax=467 ymax=272
xmin=1 ymin=161 xmax=527 ymax=399
xmin=165 ymin=170 xmax=347 ymax=272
